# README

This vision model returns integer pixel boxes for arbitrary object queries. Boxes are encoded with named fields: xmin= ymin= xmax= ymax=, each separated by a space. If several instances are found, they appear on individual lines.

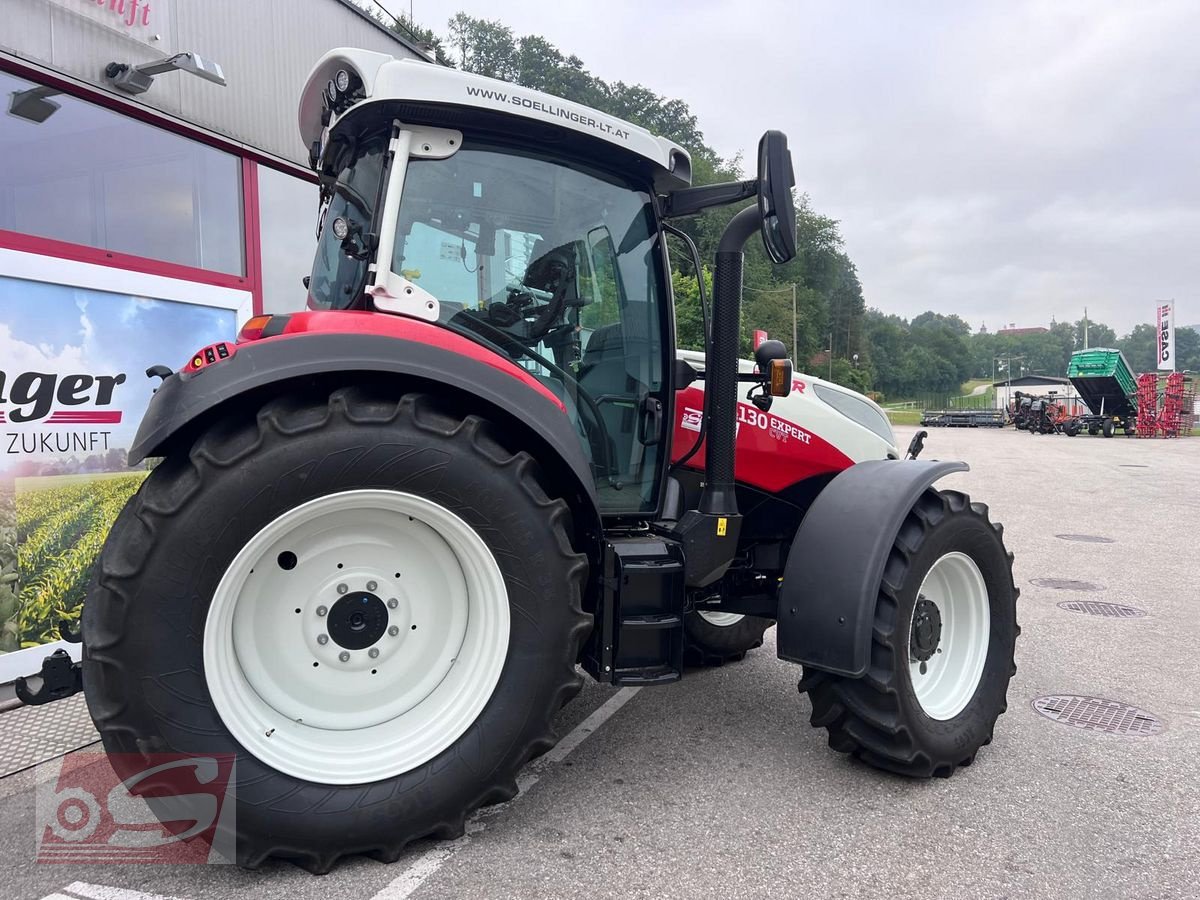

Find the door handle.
xmin=638 ymin=396 xmax=662 ymax=446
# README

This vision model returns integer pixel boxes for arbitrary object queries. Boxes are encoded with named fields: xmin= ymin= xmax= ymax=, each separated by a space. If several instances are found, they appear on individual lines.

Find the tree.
xmin=1117 ymin=324 xmax=1158 ymax=373
xmin=447 ymin=14 xmax=518 ymax=79
xmin=1073 ymin=318 xmax=1117 ymax=350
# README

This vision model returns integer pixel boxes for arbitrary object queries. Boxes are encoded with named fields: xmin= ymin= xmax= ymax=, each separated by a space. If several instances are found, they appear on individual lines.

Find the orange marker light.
xmin=239 ymin=315 xmax=273 ymax=343
xmin=769 ymin=359 xmax=794 ymax=397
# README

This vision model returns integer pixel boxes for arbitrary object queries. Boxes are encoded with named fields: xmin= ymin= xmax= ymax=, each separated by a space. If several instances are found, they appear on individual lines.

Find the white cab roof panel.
xmin=300 ymin=48 xmax=692 ymax=187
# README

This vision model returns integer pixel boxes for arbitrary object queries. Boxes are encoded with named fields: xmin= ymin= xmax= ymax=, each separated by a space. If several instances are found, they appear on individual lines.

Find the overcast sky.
xmin=387 ymin=0 xmax=1199 ymax=334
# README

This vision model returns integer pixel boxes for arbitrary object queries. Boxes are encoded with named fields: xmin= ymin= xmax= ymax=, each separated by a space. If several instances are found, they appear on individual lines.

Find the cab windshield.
xmin=309 ymin=135 xmax=669 ymax=515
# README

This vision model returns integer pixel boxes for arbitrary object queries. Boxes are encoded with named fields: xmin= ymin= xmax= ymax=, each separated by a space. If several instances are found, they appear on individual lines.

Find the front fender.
xmin=131 ymin=331 xmax=600 ymax=536
xmin=776 ymin=458 xmax=968 ymax=677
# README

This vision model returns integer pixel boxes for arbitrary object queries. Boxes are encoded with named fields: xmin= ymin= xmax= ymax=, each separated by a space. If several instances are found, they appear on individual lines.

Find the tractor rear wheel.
xmin=683 ymin=610 xmax=773 ymax=666
xmin=83 ymin=386 xmax=590 ymax=871
xmin=800 ymin=489 xmax=1018 ymax=778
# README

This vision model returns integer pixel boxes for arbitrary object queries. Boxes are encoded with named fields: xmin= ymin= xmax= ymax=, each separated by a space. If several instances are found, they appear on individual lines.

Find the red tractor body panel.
xmin=243 ymin=310 xmax=566 ymax=412
xmin=671 ymin=386 xmax=855 ymax=492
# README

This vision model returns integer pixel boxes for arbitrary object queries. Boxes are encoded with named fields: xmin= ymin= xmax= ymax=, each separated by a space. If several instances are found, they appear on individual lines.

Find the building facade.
xmin=0 ymin=0 xmax=426 ymax=681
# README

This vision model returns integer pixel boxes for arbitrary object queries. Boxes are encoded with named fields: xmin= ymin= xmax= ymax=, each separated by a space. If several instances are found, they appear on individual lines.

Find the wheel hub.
xmin=909 ymin=595 xmax=943 ymax=662
xmin=327 ymin=592 xmax=388 ymax=650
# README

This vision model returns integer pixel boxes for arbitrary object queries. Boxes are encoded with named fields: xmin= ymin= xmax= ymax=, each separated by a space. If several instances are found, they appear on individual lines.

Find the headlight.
xmin=813 ymin=383 xmax=895 ymax=444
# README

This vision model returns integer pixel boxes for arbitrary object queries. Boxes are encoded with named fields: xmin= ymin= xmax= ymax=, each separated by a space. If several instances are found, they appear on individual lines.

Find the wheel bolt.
xmin=387 ymin=598 xmax=398 ymax=609
xmin=317 ymin=634 xmax=329 ymax=645
xmin=388 ymin=625 xmax=400 ymax=637
xmin=316 ymin=605 xmax=328 ymax=617
xmin=336 ymin=583 xmax=348 ymax=595
xmin=368 ymin=648 xmax=380 ymax=659
xmin=367 ymin=580 xmax=378 ymax=592
xmin=338 ymin=651 xmax=350 ymax=663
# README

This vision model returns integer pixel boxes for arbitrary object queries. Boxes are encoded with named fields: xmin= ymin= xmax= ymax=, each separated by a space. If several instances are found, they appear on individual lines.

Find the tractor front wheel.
xmin=683 ymin=610 xmax=773 ymax=666
xmin=800 ymin=489 xmax=1018 ymax=777
xmin=83 ymin=386 xmax=590 ymax=871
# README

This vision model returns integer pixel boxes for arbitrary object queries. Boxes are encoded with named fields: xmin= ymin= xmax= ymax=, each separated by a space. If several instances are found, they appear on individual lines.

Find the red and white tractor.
xmin=81 ymin=48 xmax=1019 ymax=871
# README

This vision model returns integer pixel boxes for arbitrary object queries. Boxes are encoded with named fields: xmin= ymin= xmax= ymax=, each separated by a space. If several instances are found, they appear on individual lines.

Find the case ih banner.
xmin=1157 ymin=301 xmax=1175 ymax=371
xmin=0 ymin=276 xmax=233 ymax=654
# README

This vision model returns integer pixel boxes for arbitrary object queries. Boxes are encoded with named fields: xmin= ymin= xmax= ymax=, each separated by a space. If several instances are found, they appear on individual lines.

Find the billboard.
xmin=1157 ymin=301 xmax=1175 ymax=371
xmin=0 ymin=276 xmax=235 ymax=657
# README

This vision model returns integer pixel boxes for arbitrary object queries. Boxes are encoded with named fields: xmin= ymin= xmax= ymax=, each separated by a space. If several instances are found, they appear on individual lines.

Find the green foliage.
xmin=670 ymin=267 xmax=709 ymax=353
xmin=0 ymin=482 xmax=17 ymax=652
xmin=12 ymin=474 xmax=147 ymax=648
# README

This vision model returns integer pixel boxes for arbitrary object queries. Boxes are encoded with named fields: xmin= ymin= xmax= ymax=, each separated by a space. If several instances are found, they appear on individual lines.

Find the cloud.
xmin=0 ymin=322 xmax=88 ymax=374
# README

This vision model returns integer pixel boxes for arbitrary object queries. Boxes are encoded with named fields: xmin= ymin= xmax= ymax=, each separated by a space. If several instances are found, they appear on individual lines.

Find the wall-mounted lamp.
xmin=105 ymin=51 xmax=226 ymax=95
xmin=8 ymin=85 xmax=62 ymax=123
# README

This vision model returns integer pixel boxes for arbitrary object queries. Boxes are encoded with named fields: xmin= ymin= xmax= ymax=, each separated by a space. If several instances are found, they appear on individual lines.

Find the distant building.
xmin=992 ymin=375 xmax=1081 ymax=411
xmin=996 ymin=325 xmax=1049 ymax=337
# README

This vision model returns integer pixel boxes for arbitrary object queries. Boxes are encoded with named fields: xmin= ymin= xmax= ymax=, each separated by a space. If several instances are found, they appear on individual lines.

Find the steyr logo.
xmin=0 ymin=370 xmax=126 ymax=425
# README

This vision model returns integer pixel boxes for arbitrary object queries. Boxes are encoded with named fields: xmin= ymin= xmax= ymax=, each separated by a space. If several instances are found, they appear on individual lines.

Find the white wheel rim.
xmin=204 ymin=489 xmax=509 ymax=784
xmin=907 ymin=551 xmax=990 ymax=721
xmin=697 ymin=610 xmax=745 ymax=627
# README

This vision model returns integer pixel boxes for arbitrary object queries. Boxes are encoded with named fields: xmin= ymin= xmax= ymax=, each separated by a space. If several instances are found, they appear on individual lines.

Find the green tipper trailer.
xmin=1067 ymin=348 xmax=1138 ymax=436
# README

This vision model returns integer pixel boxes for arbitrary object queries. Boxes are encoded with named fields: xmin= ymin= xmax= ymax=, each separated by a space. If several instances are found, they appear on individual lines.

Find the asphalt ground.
xmin=1 ymin=425 xmax=1198 ymax=900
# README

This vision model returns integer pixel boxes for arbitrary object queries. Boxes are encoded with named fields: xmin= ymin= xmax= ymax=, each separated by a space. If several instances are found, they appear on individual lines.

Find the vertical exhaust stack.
xmin=671 ymin=131 xmax=796 ymax=588
xmin=700 ymin=205 xmax=761 ymax=516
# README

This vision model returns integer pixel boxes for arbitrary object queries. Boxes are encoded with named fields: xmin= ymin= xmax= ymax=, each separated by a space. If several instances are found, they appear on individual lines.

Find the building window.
xmin=256 ymin=164 xmax=317 ymax=313
xmin=0 ymin=70 xmax=244 ymax=274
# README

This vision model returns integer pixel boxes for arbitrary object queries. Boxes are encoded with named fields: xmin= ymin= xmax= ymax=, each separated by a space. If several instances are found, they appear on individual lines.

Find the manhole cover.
xmin=1030 ymin=577 xmax=1104 ymax=592
xmin=1057 ymin=600 xmax=1147 ymax=618
xmin=1055 ymin=534 xmax=1116 ymax=544
xmin=1031 ymin=695 xmax=1163 ymax=735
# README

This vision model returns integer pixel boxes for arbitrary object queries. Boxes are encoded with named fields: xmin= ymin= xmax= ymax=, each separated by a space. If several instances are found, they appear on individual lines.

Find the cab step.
xmin=583 ymin=536 xmax=686 ymax=685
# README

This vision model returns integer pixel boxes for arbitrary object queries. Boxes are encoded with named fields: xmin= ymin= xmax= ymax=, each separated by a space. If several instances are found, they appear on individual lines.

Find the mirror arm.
xmin=662 ymin=179 xmax=759 ymax=218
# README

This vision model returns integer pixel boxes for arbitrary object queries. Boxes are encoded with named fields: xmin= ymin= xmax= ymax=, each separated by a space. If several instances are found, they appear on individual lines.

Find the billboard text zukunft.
xmin=0 ymin=276 xmax=234 ymax=653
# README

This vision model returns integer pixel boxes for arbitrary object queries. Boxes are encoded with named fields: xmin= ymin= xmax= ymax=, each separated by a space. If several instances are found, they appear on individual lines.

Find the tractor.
xmin=81 ymin=48 xmax=1019 ymax=871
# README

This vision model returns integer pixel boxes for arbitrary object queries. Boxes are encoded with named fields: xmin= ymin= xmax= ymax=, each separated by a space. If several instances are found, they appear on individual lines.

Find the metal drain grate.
xmin=1030 ymin=577 xmax=1104 ymax=592
xmin=1119 ymin=464 xmax=1149 ymax=468
xmin=1032 ymin=695 xmax=1163 ymax=735
xmin=1055 ymin=534 xmax=1115 ymax=544
xmin=1057 ymin=600 xmax=1147 ymax=618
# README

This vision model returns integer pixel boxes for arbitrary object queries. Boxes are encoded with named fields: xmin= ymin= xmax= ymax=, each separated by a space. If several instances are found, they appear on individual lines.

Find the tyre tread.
xmin=83 ymin=387 xmax=590 ymax=870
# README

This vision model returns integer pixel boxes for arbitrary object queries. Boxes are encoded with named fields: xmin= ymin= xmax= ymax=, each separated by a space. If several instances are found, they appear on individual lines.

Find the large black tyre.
xmin=683 ymin=611 xmax=773 ymax=666
xmin=1102 ymin=418 xmax=1115 ymax=438
xmin=799 ymin=489 xmax=1018 ymax=778
xmin=83 ymin=386 xmax=591 ymax=871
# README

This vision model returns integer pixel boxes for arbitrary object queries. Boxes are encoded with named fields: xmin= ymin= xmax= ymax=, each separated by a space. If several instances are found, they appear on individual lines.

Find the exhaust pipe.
xmin=699 ymin=204 xmax=761 ymax=516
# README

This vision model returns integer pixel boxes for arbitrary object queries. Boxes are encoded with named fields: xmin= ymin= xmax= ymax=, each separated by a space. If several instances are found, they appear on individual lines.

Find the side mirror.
xmin=754 ymin=339 xmax=793 ymax=398
xmin=757 ymin=131 xmax=797 ymax=264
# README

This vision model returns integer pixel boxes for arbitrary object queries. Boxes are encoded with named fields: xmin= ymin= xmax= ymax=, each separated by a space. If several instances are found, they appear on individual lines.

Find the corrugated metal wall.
xmin=3 ymin=0 xmax=425 ymax=166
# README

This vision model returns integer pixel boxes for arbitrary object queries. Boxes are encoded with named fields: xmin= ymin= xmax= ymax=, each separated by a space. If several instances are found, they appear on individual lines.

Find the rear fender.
xmin=776 ymin=459 xmax=968 ymax=677
xmin=130 ymin=331 xmax=602 ymax=549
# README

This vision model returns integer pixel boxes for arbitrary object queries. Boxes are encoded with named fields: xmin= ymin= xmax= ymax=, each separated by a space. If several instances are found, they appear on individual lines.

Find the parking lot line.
xmin=60 ymin=882 xmax=184 ymax=900
xmin=371 ymin=686 xmax=642 ymax=900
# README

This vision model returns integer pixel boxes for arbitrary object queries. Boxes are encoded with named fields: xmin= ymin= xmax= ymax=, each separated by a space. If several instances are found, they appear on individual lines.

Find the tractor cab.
xmin=296 ymin=49 xmax=793 ymax=527
xmin=304 ymin=93 xmax=675 ymax=515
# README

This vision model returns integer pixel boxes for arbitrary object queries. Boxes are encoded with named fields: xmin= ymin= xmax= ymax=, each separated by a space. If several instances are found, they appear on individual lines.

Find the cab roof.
xmin=299 ymin=48 xmax=693 ymax=190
